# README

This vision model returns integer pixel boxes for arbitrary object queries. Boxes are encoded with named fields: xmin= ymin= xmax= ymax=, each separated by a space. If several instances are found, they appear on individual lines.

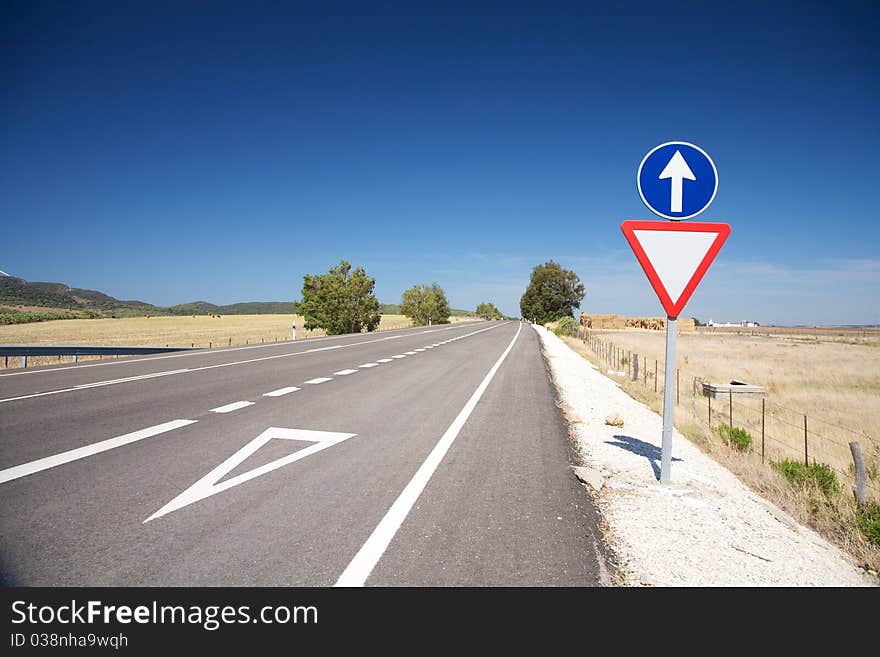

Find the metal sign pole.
xmin=660 ymin=316 xmax=677 ymax=484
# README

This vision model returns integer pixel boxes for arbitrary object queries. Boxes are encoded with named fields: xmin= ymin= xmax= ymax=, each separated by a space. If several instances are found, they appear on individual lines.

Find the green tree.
xmin=400 ymin=283 xmax=450 ymax=326
xmin=519 ymin=260 xmax=585 ymax=324
xmin=299 ymin=260 xmax=381 ymax=335
xmin=475 ymin=302 xmax=502 ymax=320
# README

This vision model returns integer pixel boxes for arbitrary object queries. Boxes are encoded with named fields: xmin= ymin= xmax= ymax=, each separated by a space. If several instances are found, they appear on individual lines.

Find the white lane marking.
xmin=0 ymin=322 xmax=508 ymax=405
xmin=74 ymin=369 xmax=190 ymax=388
xmin=432 ymin=344 xmax=440 ymax=347
xmin=334 ymin=369 xmax=358 ymax=376
xmin=210 ymin=400 xmax=255 ymax=413
xmin=335 ymin=321 xmax=522 ymax=587
xmin=404 ymin=351 xmax=417 ymax=355
xmin=305 ymin=377 xmax=333 ymax=385
xmin=377 ymin=358 xmax=393 ymax=363
xmin=0 ymin=419 xmax=197 ymax=485
xmin=415 ymin=348 xmax=426 ymax=352
xmin=391 ymin=355 xmax=406 ymax=359
xmin=358 ymin=363 xmax=379 ymax=368
xmin=263 ymin=386 xmax=301 ymax=397
xmin=146 ymin=427 xmax=357 ymax=522
xmin=0 ymin=323 xmax=481 ymax=378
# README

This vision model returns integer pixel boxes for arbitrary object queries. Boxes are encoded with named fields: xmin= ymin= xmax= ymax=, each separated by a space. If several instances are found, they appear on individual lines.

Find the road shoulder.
xmin=534 ymin=324 xmax=873 ymax=587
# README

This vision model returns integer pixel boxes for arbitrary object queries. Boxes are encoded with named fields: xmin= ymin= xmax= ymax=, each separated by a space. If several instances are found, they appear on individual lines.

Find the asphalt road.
xmin=0 ymin=320 xmax=609 ymax=586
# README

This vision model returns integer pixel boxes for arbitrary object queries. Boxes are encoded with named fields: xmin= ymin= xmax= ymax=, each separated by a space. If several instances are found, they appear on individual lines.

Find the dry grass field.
xmin=0 ymin=314 xmax=479 ymax=370
xmin=557 ymin=326 xmax=880 ymax=570
xmin=565 ymin=327 xmax=880 ymax=478
xmin=591 ymin=328 xmax=877 ymax=454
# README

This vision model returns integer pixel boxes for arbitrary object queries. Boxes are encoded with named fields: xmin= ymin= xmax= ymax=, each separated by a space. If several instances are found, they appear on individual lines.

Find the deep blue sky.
xmin=3 ymin=1 xmax=878 ymax=324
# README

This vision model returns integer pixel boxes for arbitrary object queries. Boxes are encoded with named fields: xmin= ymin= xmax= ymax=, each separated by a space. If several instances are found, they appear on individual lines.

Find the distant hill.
xmin=0 ymin=276 xmax=297 ymax=317
xmin=0 ymin=276 xmax=474 ymax=318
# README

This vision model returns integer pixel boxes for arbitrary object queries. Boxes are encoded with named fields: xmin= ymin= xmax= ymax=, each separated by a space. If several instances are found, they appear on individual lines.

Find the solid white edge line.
xmin=334 ymin=321 xmax=522 ymax=587
xmin=262 ymin=386 xmax=301 ymax=397
xmin=0 ymin=419 xmax=197 ymax=485
xmin=210 ymin=400 xmax=255 ymax=413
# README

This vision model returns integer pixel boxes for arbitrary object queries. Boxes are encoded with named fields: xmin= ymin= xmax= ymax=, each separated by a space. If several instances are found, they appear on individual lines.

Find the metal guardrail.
xmin=0 ymin=345 xmax=194 ymax=368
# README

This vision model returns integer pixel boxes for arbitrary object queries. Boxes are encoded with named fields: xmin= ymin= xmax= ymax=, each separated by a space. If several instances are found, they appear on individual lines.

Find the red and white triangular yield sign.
xmin=621 ymin=220 xmax=730 ymax=318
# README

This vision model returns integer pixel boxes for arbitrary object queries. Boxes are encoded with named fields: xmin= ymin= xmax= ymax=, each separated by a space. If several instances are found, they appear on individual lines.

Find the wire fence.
xmin=558 ymin=325 xmax=880 ymax=500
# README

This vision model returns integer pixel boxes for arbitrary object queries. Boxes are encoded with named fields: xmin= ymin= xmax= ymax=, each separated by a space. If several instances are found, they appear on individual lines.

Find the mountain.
xmin=0 ymin=276 xmax=475 ymax=317
xmin=0 ymin=277 xmax=296 ymax=316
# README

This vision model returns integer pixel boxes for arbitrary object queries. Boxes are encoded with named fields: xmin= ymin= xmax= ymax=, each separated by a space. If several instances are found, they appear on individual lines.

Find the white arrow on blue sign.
xmin=637 ymin=142 xmax=718 ymax=220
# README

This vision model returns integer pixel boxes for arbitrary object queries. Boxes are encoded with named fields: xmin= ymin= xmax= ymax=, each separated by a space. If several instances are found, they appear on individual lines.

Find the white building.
xmin=707 ymin=319 xmax=760 ymax=328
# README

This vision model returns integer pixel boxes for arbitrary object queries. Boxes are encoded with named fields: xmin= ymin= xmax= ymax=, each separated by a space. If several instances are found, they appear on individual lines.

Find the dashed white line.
xmin=0 ymin=419 xmax=197 ymax=485
xmin=305 ymin=377 xmax=333 ymax=385
xmin=391 ymin=355 xmax=406 ymax=359
xmin=263 ymin=386 xmax=301 ymax=397
xmin=404 ymin=351 xmax=417 ymax=355
xmin=377 ymin=358 xmax=393 ymax=363
xmin=415 ymin=349 xmax=426 ymax=352
xmin=75 ymin=368 xmax=191 ymax=388
xmin=210 ymin=401 xmax=255 ymax=413
xmin=334 ymin=369 xmax=359 ymax=376
xmin=358 ymin=363 xmax=379 ymax=368
xmin=0 ymin=322 xmax=477 ymax=378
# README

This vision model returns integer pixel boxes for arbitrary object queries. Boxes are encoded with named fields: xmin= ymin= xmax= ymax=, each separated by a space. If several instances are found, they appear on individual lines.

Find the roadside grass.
xmin=558 ymin=333 xmax=880 ymax=574
xmin=579 ymin=327 xmax=880 ymax=477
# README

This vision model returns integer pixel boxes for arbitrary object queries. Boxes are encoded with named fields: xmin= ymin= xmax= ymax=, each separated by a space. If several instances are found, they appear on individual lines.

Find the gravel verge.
xmin=535 ymin=324 xmax=872 ymax=586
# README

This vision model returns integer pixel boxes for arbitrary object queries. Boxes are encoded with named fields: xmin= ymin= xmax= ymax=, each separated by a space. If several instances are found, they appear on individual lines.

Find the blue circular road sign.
xmin=637 ymin=142 xmax=718 ymax=220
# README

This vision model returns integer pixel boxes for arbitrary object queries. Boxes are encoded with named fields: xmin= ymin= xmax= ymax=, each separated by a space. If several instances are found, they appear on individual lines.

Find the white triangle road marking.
xmin=145 ymin=427 xmax=357 ymax=522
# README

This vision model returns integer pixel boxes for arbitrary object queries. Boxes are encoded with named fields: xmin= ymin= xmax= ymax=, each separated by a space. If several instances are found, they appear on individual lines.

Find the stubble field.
xmin=563 ymin=325 xmax=880 ymax=491
xmin=0 ymin=314 xmax=478 ymax=369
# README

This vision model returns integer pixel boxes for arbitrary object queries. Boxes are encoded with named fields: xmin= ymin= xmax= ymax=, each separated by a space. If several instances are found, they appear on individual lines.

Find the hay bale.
xmin=678 ymin=317 xmax=696 ymax=333
xmin=582 ymin=314 xmax=625 ymax=329
xmin=625 ymin=316 xmax=696 ymax=332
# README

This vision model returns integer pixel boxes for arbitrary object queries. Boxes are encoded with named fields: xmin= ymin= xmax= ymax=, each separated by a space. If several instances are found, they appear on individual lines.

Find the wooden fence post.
xmin=849 ymin=442 xmax=868 ymax=509
xmin=803 ymin=415 xmax=809 ymax=465
xmin=761 ymin=398 xmax=765 ymax=464
xmin=729 ymin=389 xmax=733 ymax=427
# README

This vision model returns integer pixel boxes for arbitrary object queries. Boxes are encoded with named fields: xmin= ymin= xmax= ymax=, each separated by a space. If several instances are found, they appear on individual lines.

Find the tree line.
xmin=298 ymin=258 xmax=585 ymax=336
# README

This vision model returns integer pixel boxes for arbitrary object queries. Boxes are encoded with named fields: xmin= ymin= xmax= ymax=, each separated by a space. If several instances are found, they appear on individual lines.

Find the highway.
xmin=0 ymin=320 xmax=609 ymax=586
